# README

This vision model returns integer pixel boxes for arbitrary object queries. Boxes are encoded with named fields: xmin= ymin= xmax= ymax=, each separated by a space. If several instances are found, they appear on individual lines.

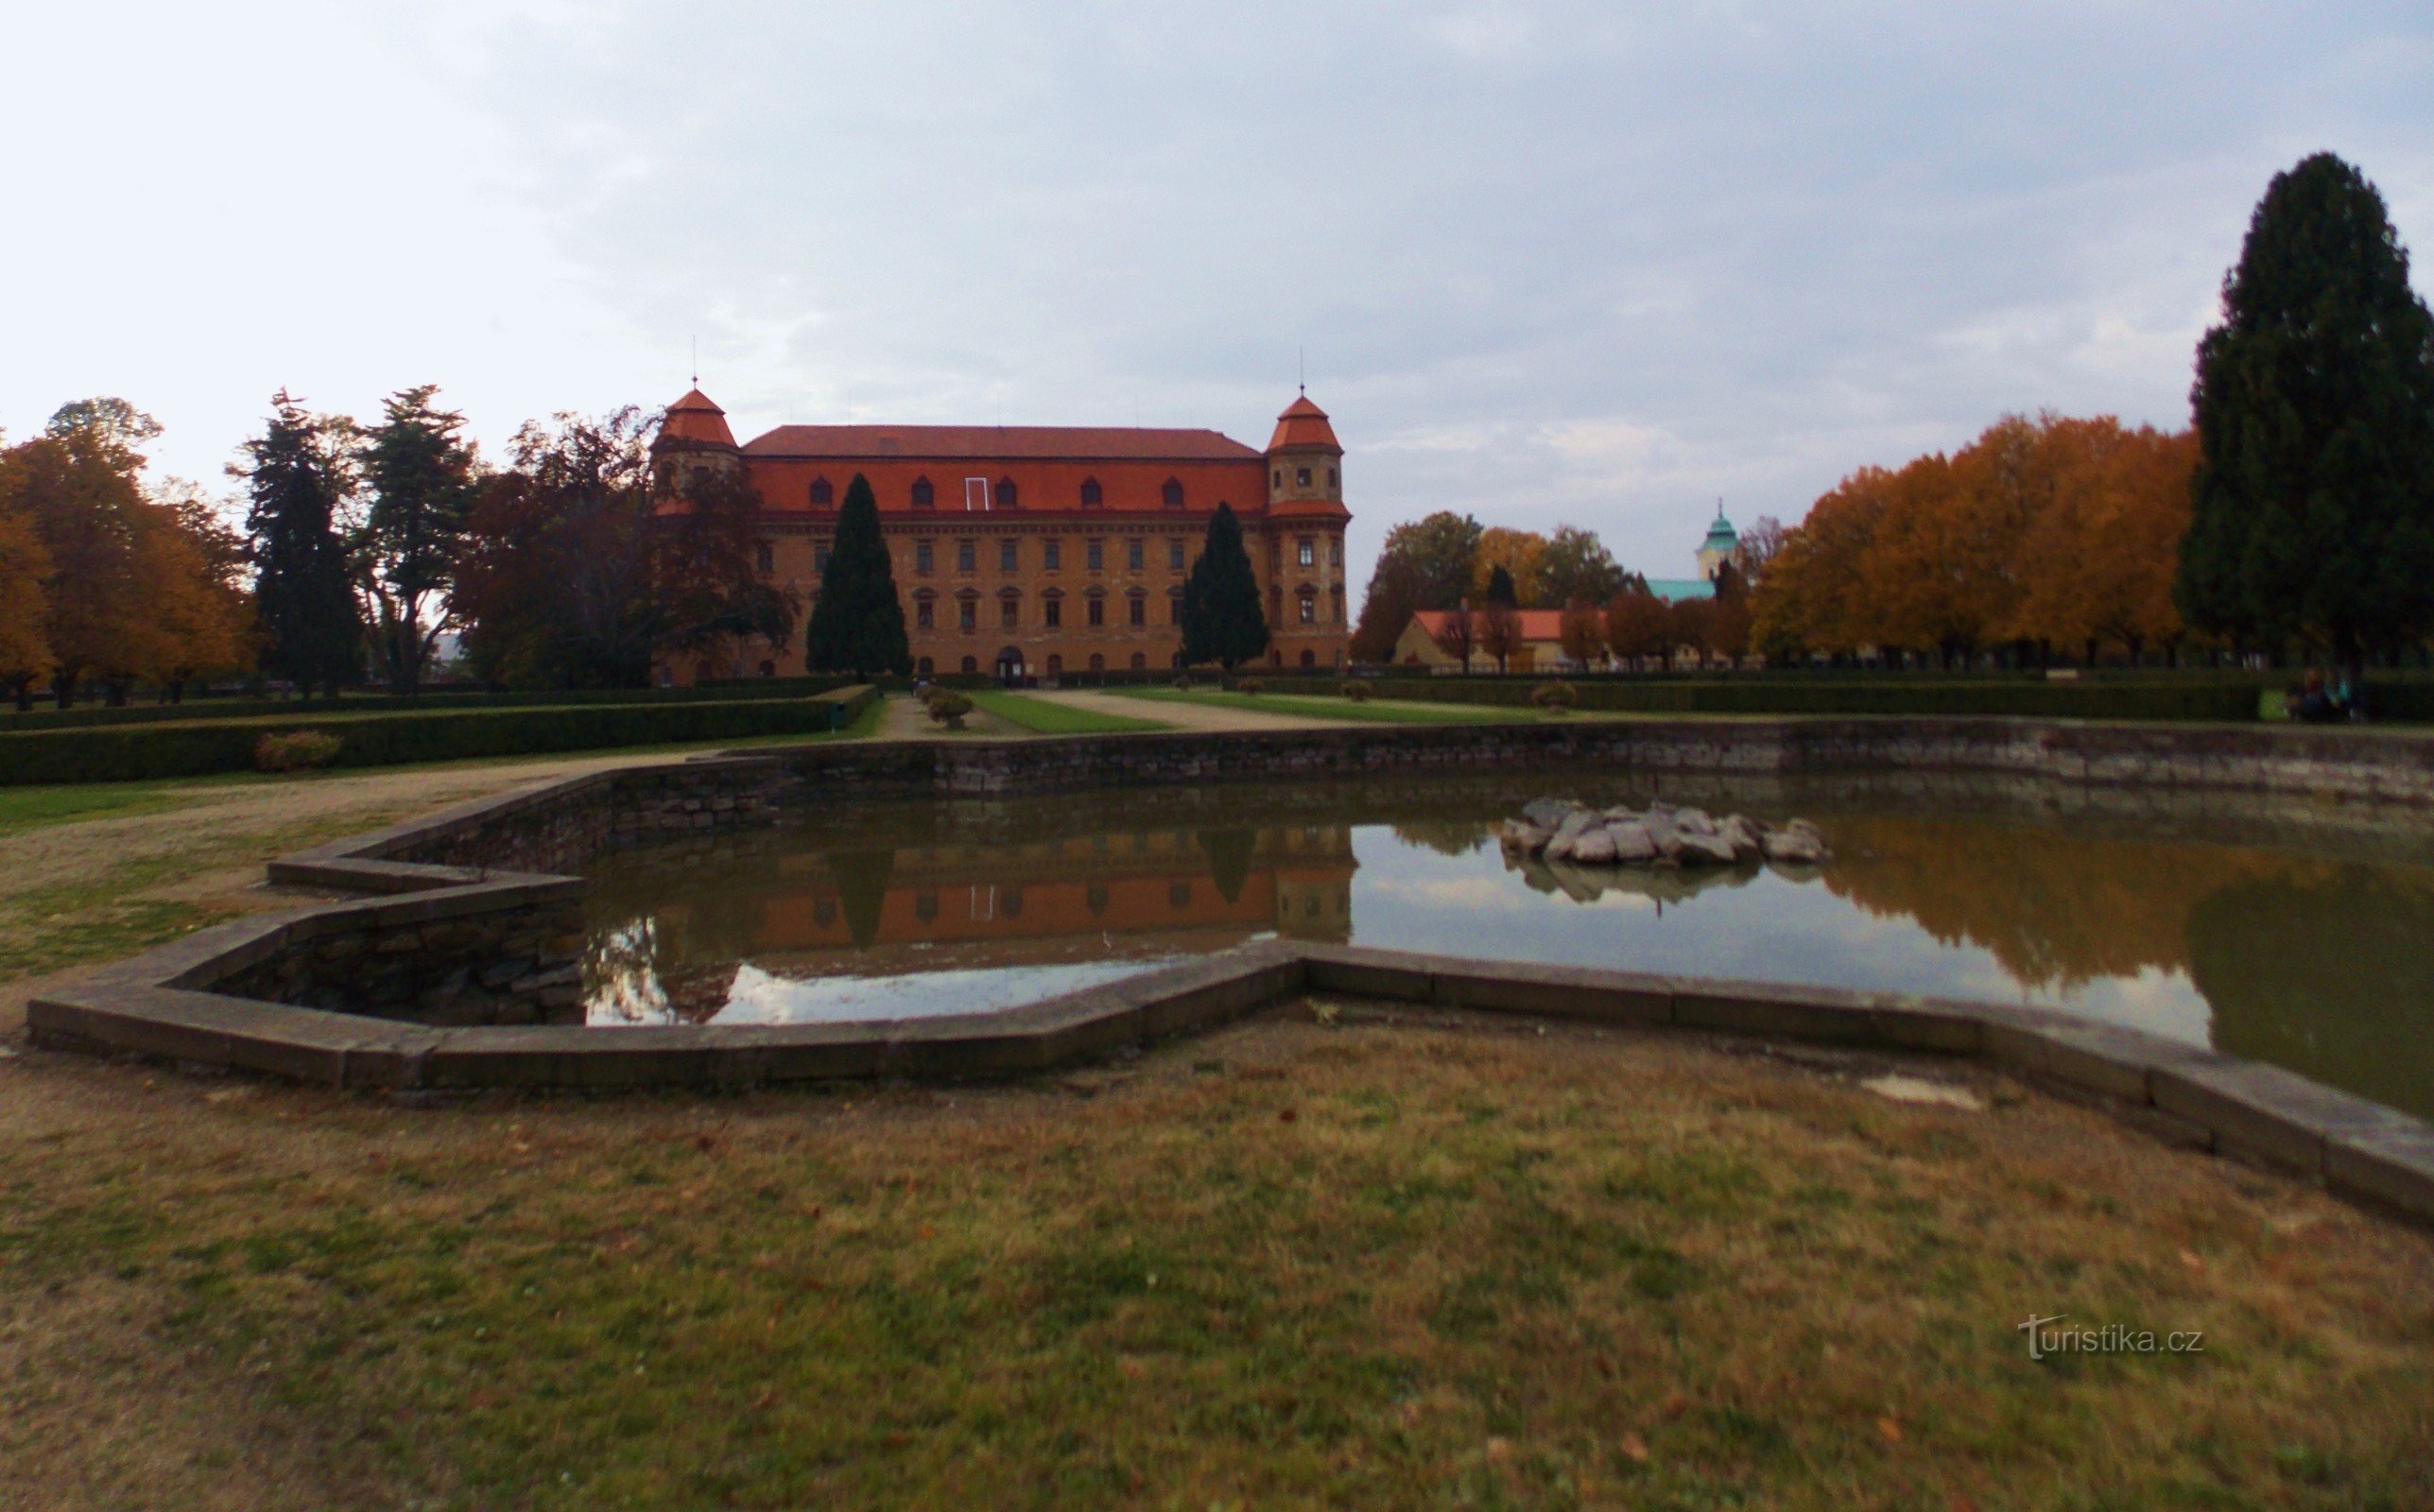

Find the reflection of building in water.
xmin=613 ymin=825 xmax=1354 ymax=1007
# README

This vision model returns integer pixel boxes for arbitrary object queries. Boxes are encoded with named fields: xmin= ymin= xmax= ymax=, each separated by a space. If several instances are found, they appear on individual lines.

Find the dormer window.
xmin=1079 ymin=477 xmax=1103 ymax=508
xmin=911 ymin=476 xmax=935 ymax=508
xmin=808 ymin=476 xmax=835 ymax=507
xmin=1161 ymin=477 xmax=1184 ymax=508
xmin=994 ymin=476 xmax=1019 ymax=509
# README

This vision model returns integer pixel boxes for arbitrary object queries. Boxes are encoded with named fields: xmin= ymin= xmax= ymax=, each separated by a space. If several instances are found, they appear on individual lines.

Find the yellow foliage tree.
xmin=1470 ymin=527 xmax=1549 ymax=607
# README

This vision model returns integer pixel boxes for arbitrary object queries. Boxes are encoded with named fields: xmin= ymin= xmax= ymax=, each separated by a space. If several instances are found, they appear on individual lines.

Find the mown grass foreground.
xmin=1115 ymin=687 xmax=1530 ymax=725
xmin=964 ymin=689 xmax=1172 ymax=734
xmin=4 ymin=1011 xmax=2428 ymax=1511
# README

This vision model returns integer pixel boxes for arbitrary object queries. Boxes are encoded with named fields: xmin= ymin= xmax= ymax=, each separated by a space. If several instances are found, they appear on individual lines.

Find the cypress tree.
xmin=1181 ymin=502 xmax=1270 ymax=670
xmin=1485 ymin=563 xmax=1519 ymax=608
xmin=2177 ymin=153 xmax=2434 ymax=675
xmin=240 ymin=390 xmax=362 ymax=697
xmin=803 ymin=473 xmax=910 ymax=678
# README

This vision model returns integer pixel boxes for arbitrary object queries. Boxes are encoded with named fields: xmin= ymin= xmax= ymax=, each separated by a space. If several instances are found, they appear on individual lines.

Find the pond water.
xmin=580 ymin=772 xmax=2434 ymax=1119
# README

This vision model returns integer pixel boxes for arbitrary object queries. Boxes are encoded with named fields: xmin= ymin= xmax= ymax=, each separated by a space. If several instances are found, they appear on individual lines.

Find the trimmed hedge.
xmin=1363 ymin=678 xmax=2261 ymax=723
xmin=0 ymin=686 xmax=878 ymax=786
xmin=0 ymin=677 xmax=864 ymax=733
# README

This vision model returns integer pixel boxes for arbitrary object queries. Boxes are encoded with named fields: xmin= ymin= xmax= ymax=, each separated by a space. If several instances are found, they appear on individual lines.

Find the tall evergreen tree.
xmin=1485 ymin=563 xmax=1519 ymax=608
xmin=803 ymin=473 xmax=909 ymax=678
xmin=358 ymin=385 xmax=478 ymax=694
xmin=2178 ymin=152 xmax=2434 ymax=674
xmin=1181 ymin=502 xmax=1270 ymax=671
xmin=240 ymin=391 xmax=361 ymax=697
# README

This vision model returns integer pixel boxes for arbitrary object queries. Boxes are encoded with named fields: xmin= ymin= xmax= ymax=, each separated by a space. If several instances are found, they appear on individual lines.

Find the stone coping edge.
xmin=26 ymin=935 xmax=2434 ymax=1229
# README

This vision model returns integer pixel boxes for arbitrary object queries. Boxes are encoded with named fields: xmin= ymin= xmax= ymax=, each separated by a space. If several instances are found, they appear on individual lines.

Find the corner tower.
xmin=1265 ymin=393 xmax=1345 ymax=518
xmin=1696 ymin=504 xmax=1738 ymax=582
xmin=650 ymin=387 xmax=743 ymax=495
xmin=1261 ymin=392 xmax=1353 ymax=670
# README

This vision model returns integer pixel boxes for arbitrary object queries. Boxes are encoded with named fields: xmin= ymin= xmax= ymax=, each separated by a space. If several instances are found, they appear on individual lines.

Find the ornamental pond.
xmin=576 ymin=772 xmax=2434 ymax=1121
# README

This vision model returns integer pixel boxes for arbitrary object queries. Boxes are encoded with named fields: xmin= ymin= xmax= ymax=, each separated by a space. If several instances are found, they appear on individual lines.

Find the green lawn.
xmin=7 ymin=1014 xmax=2429 ymax=1509
xmin=965 ymin=690 xmax=1171 ymax=734
xmin=0 ymin=780 xmax=218 ymax=835
xmin=1112 ymin=687 xmax=1531 ymax=725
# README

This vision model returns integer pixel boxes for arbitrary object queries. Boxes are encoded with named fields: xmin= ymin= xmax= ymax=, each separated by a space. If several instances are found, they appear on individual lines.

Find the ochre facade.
xmin=650 ymin=388 xmax=1353 ymax=682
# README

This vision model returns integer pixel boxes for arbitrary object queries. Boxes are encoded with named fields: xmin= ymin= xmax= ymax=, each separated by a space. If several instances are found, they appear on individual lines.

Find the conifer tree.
xmin=358 ymin=385 xmax=478 ymax=694
xmin=2178 ymin=153 xmax=2434 ymax=674
xmin=1181 ymin=502 xmax=1269 ymax=670
xmin=240 ymin=391 xmax=361 ymax=697
xmin=1485 ymin=564 xmax=1519 ymax=608
xmin=803 ymin=473 xmax=909 ymax=678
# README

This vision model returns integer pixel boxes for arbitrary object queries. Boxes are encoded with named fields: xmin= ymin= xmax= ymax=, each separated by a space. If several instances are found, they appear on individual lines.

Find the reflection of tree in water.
xmin=1821 ymin=817 xmax=2292 ymax=991
xmin=584 ymin=916 xmax=667 ymax=1023
xmin=2188 ymin=868 xmax=2434 ymax=1121
xmin=822 ymin=849 xmax=897 ymax=948
xmin=1198 ymin=829 xmax=1256 ymax=903
xmin=1392 ymin=820 xmax=1496 ymax=857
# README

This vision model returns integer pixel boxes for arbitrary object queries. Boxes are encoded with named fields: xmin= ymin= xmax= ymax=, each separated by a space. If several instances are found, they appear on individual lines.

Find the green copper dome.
xmin=1702 ymin=508 xmax=1737 ymax=552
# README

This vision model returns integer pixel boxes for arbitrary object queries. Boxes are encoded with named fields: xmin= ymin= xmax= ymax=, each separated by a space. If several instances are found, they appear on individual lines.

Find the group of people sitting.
xmin=2291 ymin=668 xmax=2365 ymax=723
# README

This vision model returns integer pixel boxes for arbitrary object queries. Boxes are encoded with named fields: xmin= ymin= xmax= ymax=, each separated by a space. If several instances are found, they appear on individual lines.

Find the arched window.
xmin=917 ymin=656 xmax=934 ymax=676
xmin=1046 ymin=654 xmax=1063 ymax=675
xmin=808 ymin=476 xmax=834 ymax=507
xmin=1089 ymin=653 xmax=1105 ymax=671
xmin=1130 ymin=652 xmax=1148 ymax=669
xmin=993 ymin=476 xmax=1019 ymax=509
xmin=1300 ymin=649 xmax=1316 ymax=667
xmin=1079 ymin=477 xmax=1102 ymax=508
xmin=1161 ymin=477 xmax=1184 ymax=508
xmin=910 ymin=476 xmax=935 ymax=508
xmin=960 ymin=656 xmax=978 ymax=674
xmin=753 ymin=541 xmax=773 ymax=575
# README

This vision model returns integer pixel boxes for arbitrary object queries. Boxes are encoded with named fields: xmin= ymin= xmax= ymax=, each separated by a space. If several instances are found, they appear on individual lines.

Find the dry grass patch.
xmin=1 ymin=1011 xmax=2429 ymax=1511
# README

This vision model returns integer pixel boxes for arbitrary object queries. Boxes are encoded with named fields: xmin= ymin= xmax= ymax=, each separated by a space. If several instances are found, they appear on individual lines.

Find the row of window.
xmin=1272 ymin=465 xmax=1338 ymax=490
xmin=754 ymin=535 xmax=1344 ymax=576
xmin=906 ymin=584 xmax=1345 ymax=632
xmin=803 ymin=474 xmax=1199 ymax=511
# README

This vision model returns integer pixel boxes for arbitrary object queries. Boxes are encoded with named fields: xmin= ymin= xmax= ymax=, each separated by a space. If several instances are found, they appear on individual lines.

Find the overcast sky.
xmin=4 ymin=3 xmax=2428 ymax=589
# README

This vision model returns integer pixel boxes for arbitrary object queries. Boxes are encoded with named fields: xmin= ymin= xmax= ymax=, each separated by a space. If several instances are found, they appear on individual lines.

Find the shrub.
xmin=0 ymin=685 xmax=879 ymax=786
xmin=1233 ymin=677 xmax=1266 ymax=696
xmin=255 ymin=730 xmax=344 ymax=772
xmin=925 ymin=693 xmax=975 ymax=730
xmin=1339 ymin=681 xmax=1372 ymax=703
xmin=1172 ymin=675 xmax=1193 ymax=691
xmin=1532 ymin=681 xmax=1578 ymax=712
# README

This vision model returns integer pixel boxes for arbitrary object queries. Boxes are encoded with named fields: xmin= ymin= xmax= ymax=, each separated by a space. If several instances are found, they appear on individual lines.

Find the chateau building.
xmin=649 ymin=387 xmax=1353 ymax=682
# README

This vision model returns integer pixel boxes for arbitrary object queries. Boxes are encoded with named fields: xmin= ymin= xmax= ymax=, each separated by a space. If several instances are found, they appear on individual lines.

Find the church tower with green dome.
xmin=1696 ymin=505 xmax=1739 ymax=582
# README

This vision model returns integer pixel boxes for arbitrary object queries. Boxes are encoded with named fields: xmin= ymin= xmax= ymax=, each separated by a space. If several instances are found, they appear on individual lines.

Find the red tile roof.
xmin=1410 ymin=609 xmax=1572 ymax=641
xmin=1266 ymin=395 xmax=1341 ymax=454
xmin=660 ymin=388 xmax=737 ymax=448
xmin=742 ymin=424 xmax=1260 ymax=462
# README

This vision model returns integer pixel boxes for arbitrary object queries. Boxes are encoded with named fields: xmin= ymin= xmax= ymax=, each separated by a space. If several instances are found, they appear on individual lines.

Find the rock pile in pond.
xmin=1502 ymin=799 xmax=1828 ymax=868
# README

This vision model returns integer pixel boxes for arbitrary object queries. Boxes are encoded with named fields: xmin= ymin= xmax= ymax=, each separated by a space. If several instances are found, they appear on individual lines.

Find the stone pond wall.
xmin=212 ymin=893 xmax=590 ymax=1027
xmin=177 ymin=715 xmax=2434 ymax=1034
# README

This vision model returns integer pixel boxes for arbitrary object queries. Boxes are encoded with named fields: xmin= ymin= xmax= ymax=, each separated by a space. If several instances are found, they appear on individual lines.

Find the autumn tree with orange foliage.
xmin=1557 ymin=602 xmax=1605 ymax=668
xmin=1752 ymin=413 xmax=2199 ymax=666
xmin=0 ymin=400 xmax=255 ymax=707
xmin=1602 ymin=582 xmax=1673 ymax=670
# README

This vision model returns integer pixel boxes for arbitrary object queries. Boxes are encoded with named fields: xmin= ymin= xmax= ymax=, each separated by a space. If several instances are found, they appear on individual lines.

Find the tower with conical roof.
xmin=650 ymin=387 xmax=742 ymax=495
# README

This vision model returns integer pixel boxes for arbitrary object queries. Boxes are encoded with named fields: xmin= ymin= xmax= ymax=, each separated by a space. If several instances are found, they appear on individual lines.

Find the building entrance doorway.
xmin=994 ymin=646 xmax=1026 ymax=686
